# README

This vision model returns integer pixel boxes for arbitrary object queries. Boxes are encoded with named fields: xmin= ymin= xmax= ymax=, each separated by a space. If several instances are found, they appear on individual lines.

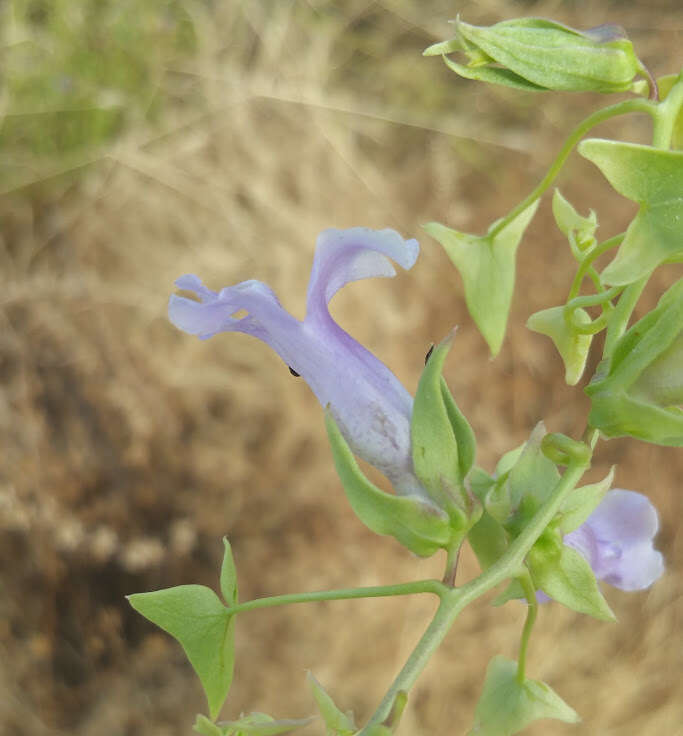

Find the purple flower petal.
xmin=564 ymin=489 xmax=664 ymax=592
xmin=169 ymin=227 xmax=427 ymax=500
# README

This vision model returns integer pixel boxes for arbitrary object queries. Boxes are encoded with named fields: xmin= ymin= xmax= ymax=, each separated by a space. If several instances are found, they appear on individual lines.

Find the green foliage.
xmin=411 ymin=332 xmax=476 ymax=521
xmin=527 ymin=305 xmax=593 ymax=385
xmin=194 ymin=713 xmax=313 ymax=736
xmin=555 ymin=467 xmax=615 ymax=534
xmin=551 ymin=189 xmax=598 ymax=250
xmin=220 ymin=537 xmax=239 ymax=607
xmin=505 ymin=424 xmax=560 ymax=517
xmin=1 ymin=0 xmax=197 ymax=190
xmin=425 ymin=17 xmax=640 ymax=93
xmin=424 ymin=201 xmax=539 ymax=356
xmin=469 ymin=656 xmax=580 ymax=735
xmin=128 ymin=585 xmax=236 ymax=720
xmin=586 ymin=278 xmax=683 ymax=445
xmin=324 ymin=411 xmax=452 ymax=557
xmin=308 ymin=672 xmax=356 ymax=736
xmin=579 ymin=139 xmax=683 ymax=285
xmin=527 ymin=533 xmax=615 ymax=621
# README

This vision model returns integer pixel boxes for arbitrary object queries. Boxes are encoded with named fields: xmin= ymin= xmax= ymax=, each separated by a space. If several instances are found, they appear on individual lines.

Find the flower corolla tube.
xmin=169 ymin=227 xmax=429 ymax=500
xmin=563 ymin=489 xmax=664 ymax=591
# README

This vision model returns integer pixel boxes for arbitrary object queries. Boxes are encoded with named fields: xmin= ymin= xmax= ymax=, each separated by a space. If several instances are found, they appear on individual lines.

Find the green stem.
xmin=227 ymin=579 xmax=447 ymax=616
xmin=516 ymin=572 xmax=538 ymax=683
xmin=359 ymin=456 xmax=590 ymax=733
xmin=567 ymin=233 xmax=625 ymax=300
xmin=603 ymin=275 xmax=648 ymax=358
xmin=488 ymin=99 xmax=657 ymax=239
xmin=652 ymin=71 xmax=683 ymax=149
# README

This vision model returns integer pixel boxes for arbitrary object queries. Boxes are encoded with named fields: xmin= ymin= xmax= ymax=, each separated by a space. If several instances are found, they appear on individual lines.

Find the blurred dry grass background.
xmin=1 ymin=1 xmax=682 ymax=734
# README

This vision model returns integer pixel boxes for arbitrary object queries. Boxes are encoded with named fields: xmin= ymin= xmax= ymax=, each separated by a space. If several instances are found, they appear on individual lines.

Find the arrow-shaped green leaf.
xmin=579 ymin=139 xmax=683 ymax=285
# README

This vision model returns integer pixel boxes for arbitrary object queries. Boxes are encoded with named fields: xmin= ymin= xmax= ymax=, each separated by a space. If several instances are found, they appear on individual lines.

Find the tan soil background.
xmin=1 ymin=1 xmax=682 ymax=734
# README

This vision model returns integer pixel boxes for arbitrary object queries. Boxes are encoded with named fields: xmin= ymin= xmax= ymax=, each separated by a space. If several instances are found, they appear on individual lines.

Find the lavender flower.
xmin=169 ymin=227 xmax=428 ymax=500
xmin=563 ymin=489 xmax=664 ymax=591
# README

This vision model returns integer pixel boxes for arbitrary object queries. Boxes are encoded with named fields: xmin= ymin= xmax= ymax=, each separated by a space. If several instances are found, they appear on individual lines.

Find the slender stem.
xmin=488 ymin=99 xmax=657 ymax=240
xmin=227 ymin=579 xmax=447 ymax=615
xmin=442 ymin=540 xmax=461 ymax=587
xmin=516 ymin=572 xmax=538 ymax=683
xmin=603 ymin=276 xmax=648 ymax=358
xmin=566 ymin=285 xmax=623 ymax=312
xmin=652 ymin=72 xmax=683 ymax=149
xmin=567 ymin=233 xmax=625 ymax=301
xmin=359 ymin=457 xmax=590 ymax=733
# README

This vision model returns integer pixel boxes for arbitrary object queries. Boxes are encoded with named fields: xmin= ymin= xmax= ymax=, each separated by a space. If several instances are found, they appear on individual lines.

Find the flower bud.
xmin=424 ymin=17 xmax=642 ymax=93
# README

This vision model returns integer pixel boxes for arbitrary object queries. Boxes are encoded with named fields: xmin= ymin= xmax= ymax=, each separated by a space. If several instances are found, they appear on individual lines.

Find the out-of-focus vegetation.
xmin=1 ymin=0 xmax=198 ymax=190
xmin=0 ymin=1 xmax=681 ymax=735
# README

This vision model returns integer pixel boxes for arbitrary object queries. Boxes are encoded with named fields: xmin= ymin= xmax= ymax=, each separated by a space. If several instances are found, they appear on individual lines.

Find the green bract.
xmin=527 ymin=530 xmax=615 ymax=621
xmin=308 ymin=673 xmax=356 ymax=736
xmin=411 ymin=332 xmax=476 ymax=521
xmin=424 ymin=201 xmax=539 ymax=356
xmin=325 ymin=411 xmax=452 ymax=556
xmin=469 ymin=657 xmax=580 ymax=735
xmin=424 ymin=17 xmax=641 ymax=93
xmin=586 ymin=278 xmax=683 ymax=445
xmin=527 ymin=305 xmax=593 ymax=385
xmin=194 ymin=713 xmax=313 ymax=736
xmin=579 ymin=139 xmax=683 ymax=285
xmin=552 ymin=189 xmax=598 ymax=251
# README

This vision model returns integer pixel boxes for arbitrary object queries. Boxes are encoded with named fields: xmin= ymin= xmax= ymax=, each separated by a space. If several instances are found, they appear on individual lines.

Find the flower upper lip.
xmin=169 ymin=226 xmax=429 ymax=500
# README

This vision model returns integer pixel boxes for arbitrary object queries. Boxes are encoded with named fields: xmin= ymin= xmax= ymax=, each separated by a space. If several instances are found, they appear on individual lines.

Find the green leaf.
xmin=528 ymin=538 xmax=616 ymax=621
xmin=468 ymin=510 xmax=509 ymax=572
xmin=308 ymin=672 xmax=356 ymax=736
xmin=491 ymin=579 xmax=525 ymax=606
xmin=579 ymin=139 xmax=683 ymax=284
xmin=424 ymin=200 xmax=539 ymax=356
xmin=220 ymin=537 xmax=239 ymax=607
xmin=469 ymin=656 xmax=580 ymax=735
xmin=586 ymin=278 xmax=683 ymax=446
xmin=411 ymin=332 xmax=476 ymax=518
xmin=527 ymin=305 xmax=593 ymax=385
xmin=325 ymin=411 xmax=452 ymax=557
xmin=128 ymin=585 xmax=235 ymax=720
xmin=214 ymin=713 xmax=314 ymax=735
xmin=551 ymin=189 xmax=597 ymax=249
xmin=556 ymin=467 xmax=615 ymax=534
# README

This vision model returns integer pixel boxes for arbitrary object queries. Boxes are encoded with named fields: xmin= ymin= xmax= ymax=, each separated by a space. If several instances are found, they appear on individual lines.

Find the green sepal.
xmin=128 ymin=585 xmax=235 ymax=720
xmin=440 ymin=54 xmax=545 ymax=92
xmin=194 ymin=713 xmax=314 ymax=736
xmin=424 ymin=200 xmax=539 ymax=356
xmin=484 ymin=476 xmax=513 ymax=524
xmin=494 ymin=445 xmax=524 ymax=477
xmin=325 ymin=412 xmax=452 ymax=556
xmin=506 ymin=423 xmax=560 ymax=515
xmin=308 ymin=672 xmax=356 ymax=736
xmin=551 ymin=189 xmax=597 ymax=251
xmin=527 ymin=305 xmax=593 ymax=385
xmin=411 ymin=332 xmax=476 ymax=519
xmin=444 ymin=17 xmax=640 ymax=94
xmin=579 ymin=139 xmax=683 ymax=285
xmin=469 ymin=656 xmax=580 ymax=735
xmin=527 ymin=533 xmax=616 ymax=621
xmin=469 ymin=466 xmax=495 ymax=503
xmin=586 ymin=278 xmax=683 ymax=446
xmin=556 ymin=467 xmax=615 ymax=534
xmin=220 ymin=537 xmax=238 ymax=607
